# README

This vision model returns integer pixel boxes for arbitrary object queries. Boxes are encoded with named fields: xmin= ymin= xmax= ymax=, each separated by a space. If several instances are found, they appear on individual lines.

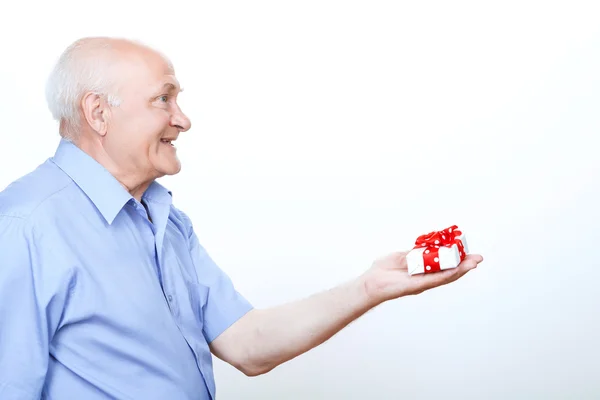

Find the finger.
xmin=466 ymin=254 xmax=484 ymax=263
xmin=460 ymin=254 xmax=483 ymax=270
xmin=406 ymin=253 xmax=482 ymax=288
xmin=411 ymin=265 xmax=465 ymax=289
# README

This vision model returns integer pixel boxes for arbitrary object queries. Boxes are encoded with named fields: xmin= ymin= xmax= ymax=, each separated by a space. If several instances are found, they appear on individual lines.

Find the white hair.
xmin=45 ymin=37 xmax=124 ymax=140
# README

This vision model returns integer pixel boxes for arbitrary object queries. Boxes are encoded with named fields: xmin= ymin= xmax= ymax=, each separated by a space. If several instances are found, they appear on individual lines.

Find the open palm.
xmin=362 ymin=251 xmax=484 ymax=305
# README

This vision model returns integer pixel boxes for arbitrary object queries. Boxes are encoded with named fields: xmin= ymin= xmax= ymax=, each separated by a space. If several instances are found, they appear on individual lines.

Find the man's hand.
xmin=360 ymin=251 xmax=484 ymax=306
xmin=210 ymin=250 xmax=484 ymax=376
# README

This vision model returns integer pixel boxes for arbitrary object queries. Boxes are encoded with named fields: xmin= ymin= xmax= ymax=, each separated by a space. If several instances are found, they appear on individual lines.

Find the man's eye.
xmin=158 ymin=95 xmax=168 ymax=102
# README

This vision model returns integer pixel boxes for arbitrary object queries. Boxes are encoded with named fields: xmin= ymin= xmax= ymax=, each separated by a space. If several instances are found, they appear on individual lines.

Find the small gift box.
xmin=406 ymin=225 xmax=469 ymax=275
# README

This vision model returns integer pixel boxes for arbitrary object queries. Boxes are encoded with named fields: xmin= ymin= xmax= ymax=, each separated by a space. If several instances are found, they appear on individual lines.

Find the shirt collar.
xmin=142 ymin=180 xmax=173 ymax=206
xmin=51 ymin=139 xmax=172 ymax=225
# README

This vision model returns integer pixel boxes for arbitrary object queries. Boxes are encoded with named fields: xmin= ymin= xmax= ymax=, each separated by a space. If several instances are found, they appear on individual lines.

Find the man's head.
xmin=45 ymin=37 xmax=191 ymax=194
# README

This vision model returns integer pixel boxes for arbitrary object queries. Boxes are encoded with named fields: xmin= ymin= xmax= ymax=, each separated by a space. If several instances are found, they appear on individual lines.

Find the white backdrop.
xmin=1 ymin=1 xmax=599 ymax=399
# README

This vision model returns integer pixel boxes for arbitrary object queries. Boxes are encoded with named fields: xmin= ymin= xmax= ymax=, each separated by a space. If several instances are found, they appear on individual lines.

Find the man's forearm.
xmin=213 ymin=277 xmax=378 ymax=376
xmin=210 ymin=251 xmax=482 ymax=376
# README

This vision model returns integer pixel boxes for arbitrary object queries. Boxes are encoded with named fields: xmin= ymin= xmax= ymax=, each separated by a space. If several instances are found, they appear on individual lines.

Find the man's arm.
xmin=209 ymin=251 xmax=483 ymax=376
xmin=209 ymin=275 xmax=373 ymax=376
xmin=0 ymin=216 xmax=71 ymax=398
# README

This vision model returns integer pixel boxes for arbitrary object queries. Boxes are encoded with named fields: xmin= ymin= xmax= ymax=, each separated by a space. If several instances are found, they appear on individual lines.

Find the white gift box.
xmin=407 ymin=233 xmax=469 ymax=275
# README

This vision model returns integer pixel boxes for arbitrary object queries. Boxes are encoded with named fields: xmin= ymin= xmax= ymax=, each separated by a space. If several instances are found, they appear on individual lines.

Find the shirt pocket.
xmin=183 ymin=279 xmax=209 ymax=328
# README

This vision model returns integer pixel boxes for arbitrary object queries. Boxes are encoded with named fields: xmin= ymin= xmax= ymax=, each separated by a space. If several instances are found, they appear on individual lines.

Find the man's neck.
xmin=74 ymin=136 xmax=152 ymax=201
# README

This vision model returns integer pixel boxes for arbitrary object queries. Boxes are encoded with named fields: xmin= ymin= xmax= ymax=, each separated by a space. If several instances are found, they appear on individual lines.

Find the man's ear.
xmin=81 ymin=92 xmax=110 ymax=136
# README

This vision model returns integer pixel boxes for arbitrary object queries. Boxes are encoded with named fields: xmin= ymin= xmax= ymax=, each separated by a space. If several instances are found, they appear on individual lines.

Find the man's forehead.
xmin=112 ymin=45 xmax=180 ymax=89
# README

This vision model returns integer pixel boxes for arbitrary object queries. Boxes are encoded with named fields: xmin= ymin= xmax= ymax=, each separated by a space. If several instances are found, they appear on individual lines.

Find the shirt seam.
xmin=1 ymin=179 xmax=74 ymax=222
xmin=0 ymin=214 xmax=27 ymax=220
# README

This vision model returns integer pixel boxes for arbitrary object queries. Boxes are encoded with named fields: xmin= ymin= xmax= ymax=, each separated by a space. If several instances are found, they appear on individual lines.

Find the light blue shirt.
xmin=0 ymin=139 xmax=253 ymax=399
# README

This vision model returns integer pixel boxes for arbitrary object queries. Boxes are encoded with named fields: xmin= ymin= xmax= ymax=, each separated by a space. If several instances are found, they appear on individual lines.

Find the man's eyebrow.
xmin=162 ymin=82 xmax=184 ymax=93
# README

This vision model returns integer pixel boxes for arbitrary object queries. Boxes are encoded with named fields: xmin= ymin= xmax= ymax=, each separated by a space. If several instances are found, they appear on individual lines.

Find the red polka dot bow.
xmin=413 ymin=225 xmax=466 ymax=273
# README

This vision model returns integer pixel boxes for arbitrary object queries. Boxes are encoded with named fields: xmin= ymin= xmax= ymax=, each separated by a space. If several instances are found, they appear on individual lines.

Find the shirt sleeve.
xmin=0 ymin=216 xmax=72 ymax=399
xmin=182 ymin=215 xmax=254 ymax=344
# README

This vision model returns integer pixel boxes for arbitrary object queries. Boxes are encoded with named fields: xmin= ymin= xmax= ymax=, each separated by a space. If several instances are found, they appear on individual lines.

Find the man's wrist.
xmin=357 ymin=272 xmax=387 ymax=309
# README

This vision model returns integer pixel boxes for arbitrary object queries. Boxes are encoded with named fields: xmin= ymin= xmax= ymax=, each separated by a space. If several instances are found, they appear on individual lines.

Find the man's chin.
xmin=156 ymin=161 xmax=182 ymax=178
xmin=163 ymin=165 xmax=182 ymax=176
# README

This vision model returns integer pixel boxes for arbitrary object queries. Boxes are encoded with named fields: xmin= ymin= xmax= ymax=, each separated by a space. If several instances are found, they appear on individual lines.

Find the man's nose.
xmin=171 ymin=106 xmax=192 ymax=132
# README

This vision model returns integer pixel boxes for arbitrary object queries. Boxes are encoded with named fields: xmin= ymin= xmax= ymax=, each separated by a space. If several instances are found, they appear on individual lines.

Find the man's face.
xmin=102 ymin=48 xmax=191 ymax=181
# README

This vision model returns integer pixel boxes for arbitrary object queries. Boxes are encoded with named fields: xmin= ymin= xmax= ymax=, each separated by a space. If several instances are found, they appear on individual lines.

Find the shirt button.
xmin=167 ymin=295 xmax=173 ymax=302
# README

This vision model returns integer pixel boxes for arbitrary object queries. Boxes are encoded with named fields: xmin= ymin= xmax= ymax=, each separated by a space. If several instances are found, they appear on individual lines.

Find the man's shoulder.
xmin=0 ymin=159 xmax=72 ymax=221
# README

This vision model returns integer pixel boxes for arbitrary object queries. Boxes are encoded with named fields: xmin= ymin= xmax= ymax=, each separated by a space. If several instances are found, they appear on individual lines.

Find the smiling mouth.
xmin=160 ymin=139 xmax=175 ymax=146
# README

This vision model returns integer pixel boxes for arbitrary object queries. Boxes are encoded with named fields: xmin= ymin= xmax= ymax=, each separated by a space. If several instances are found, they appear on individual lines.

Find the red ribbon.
xmin=413 ymin=225 xmax=466 ymax=273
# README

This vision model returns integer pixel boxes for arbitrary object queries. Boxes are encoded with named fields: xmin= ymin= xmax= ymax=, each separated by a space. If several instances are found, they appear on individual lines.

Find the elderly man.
xmin=0 ymin=37 xmax=483 ymax=399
